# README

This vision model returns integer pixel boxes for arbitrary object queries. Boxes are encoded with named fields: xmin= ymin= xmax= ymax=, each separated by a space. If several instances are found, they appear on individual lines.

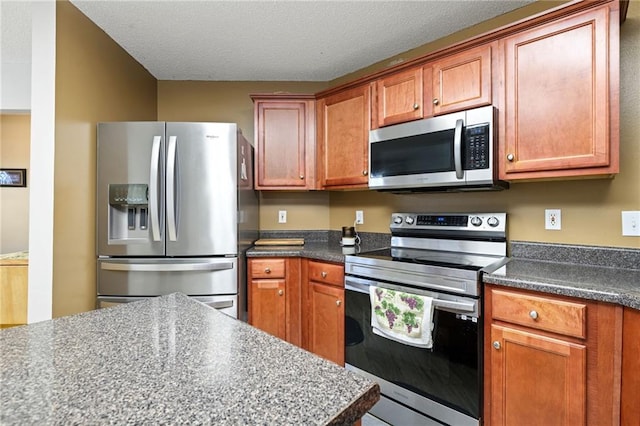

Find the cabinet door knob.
xmin=362 ymin=170 xmax=368 ymax=176
xmin=493 ymin=341 xmax=501 ymax=350
xmin=413 ymin=103 xmax=420 ymax=110
xmin=507 ymin=154 xmax=515 ymax=161
xmin=529 ymin=310 xmax=539 ymax=320
xmin=321 ymin=271 xmax=327 ymax=278
xmin=433 ymin=98 xmax=439 ymax=105
xmin=278 ymin=289 xmax=284 ymax=296
xmin=264 ymin=267 xmax=271 ymax=273
xmin=299 ymin=175 xmax=304 ymax=180
xmin=336 ymin=300 xmax=342 ymax=307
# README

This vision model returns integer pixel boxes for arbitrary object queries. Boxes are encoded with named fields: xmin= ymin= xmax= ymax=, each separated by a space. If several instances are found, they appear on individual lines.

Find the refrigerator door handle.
xmin=149 ymin=136 xmax=162 ymax=242
xmin=100 ymin=261 xmax=234 ymax=272
xmin=167 ymin=135 xmax=178 ymax=241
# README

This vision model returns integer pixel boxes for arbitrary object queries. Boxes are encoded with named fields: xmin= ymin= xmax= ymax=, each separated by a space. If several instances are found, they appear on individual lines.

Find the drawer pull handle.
xmin=278 ymin=289 xmax=284 ymax=296
xmin=413 ymin=103 xmax=420 ymax=110
xmin=507 ymin=153 xmax=515 ymax=162
xmin=321 ymin=271 xmax=327 ymax=278
xmin=299 ymin=175 xmax=304 ymax=180
xmin=493 ymin=341 xmax=501 ymax=350
xmin=264 ymin=267 xmax=271 ymax=274
xmin=529 ymin=310 xmax=539 ymax=320
xmin=336 ymin=300 xmax=341 ymax=307
xmin=433 ymin=98 xmax=439 ymax=105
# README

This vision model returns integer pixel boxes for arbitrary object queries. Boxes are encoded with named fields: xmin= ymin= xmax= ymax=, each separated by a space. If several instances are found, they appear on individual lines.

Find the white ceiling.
xmin=2 ymin=0 xmax=536 ymax=83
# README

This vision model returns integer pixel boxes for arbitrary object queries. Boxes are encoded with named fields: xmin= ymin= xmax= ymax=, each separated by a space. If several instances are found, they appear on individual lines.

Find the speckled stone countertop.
xmin=252 ymin=234 xmax=640 ymax=311
xmin=247 ymin=231 xmax=390 ymax=263
xmin=0 ymin=293 xmax=379 ymax=425
xmin=484 ymin=241 xmax=640 ymax=310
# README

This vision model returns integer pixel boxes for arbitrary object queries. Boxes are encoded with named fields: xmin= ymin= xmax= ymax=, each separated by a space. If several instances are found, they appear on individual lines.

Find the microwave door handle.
xmin=453 ymin=118 xmax=464 ymax=180
xmin=149 ymin=136 xmax=162 ymax=242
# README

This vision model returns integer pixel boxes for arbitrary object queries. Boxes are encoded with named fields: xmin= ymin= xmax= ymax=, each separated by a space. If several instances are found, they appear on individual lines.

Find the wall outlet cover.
xmin=545 ymin=209 xmax=561 ymax=230
xmin=278 ymin=210 xmax=287 ymax=224
xmin=622 ymin=211 xmax=640 ymax=236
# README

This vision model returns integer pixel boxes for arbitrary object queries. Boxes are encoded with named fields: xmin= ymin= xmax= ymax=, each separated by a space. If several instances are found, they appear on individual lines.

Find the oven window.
xmin=370 ymin=129 xmax=455 ymax=177
xmin=345 ymin=287 xmax=480 ymax=419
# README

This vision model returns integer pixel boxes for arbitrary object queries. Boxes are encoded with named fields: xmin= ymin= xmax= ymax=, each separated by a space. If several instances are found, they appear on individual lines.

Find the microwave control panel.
xmin=463 ymin=124 xmax=489 ymax=170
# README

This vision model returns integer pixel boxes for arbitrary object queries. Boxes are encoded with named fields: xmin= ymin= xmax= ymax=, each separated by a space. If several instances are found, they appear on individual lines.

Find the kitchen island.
xmin=0 ymin=293 xmax=379 ymax=425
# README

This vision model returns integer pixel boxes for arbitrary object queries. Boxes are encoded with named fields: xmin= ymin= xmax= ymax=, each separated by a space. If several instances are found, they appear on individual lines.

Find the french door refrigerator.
xmin=96 ymin=122 xmax=258 ymax=319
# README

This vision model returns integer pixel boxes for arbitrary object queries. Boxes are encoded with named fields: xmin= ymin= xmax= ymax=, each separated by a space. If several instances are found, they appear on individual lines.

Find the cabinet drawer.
xmin=307 ymin=261 xmax=344 ymax=287
xmin=250 ymin=259 xmax=286 ymax=279
xmin=491 ymin=289 xmax=586 ymax=339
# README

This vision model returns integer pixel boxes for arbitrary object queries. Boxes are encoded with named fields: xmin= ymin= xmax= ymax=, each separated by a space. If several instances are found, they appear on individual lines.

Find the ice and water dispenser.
xmin=108 ymin=184 xmax=150 ymax=242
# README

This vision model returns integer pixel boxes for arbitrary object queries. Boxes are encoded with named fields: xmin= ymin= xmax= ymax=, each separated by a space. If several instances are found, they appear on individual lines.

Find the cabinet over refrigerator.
xmin=96 ymin=122 xmax=259 ymax=319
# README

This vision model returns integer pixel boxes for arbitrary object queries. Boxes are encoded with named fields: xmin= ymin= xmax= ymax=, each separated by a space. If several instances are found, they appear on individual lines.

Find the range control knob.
xmin=470 ymin=216 xmax=483 ymax=227
xmin=487 ymin=216 xmax=500 ymax=227
xmin=393 ymin=216 xmax=403 ymax=225
xmin=405 ymin=216 xmax=415 ymax=225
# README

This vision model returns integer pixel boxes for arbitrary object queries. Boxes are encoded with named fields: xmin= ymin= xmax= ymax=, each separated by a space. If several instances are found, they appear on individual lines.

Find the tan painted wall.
xmin=329 ymin=2 xmax=640 ymax=249
xmin=263 ymin=2 xmax=640 ymax=250
xmin=157 ymin=80 xmax=331 ymax=230
xmin=53 ymin=1 xmax=157 ymax=317
xmin=0 ymin=114 xmax=30 ymax=253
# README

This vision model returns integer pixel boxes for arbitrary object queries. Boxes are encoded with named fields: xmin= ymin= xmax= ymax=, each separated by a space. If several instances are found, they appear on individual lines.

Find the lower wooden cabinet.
xmin=248 ymin=258 xmax=301 ymax=346
xmin=302 ymin=259 xmax=345 ymax=366
xmin=621 ymin=307 xmax=640 ymax=425
xmin=484 ymin=285 xmax=622 ymax=425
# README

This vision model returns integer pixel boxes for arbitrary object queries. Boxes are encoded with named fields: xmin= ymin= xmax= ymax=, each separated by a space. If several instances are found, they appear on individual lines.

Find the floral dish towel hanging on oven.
xmin=369 ymin=286 xmax=435 ymax=349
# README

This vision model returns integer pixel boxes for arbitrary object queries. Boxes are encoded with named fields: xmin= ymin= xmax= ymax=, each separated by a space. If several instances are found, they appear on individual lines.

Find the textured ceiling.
xmin=2 ymin=1 xmax=536 ymax=82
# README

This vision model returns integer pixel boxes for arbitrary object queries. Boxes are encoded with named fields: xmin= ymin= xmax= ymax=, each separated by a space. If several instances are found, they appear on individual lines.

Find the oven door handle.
xmin=346 ymin=276 xmax=477 ymax=314
xmin=345 ymin=277 xmax=373 ymax=294
xmin=432 ymin=299 xmax=476 ymax=313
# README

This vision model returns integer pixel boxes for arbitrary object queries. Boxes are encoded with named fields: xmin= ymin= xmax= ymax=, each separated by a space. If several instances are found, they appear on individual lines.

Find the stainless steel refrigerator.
xmin=96 ymin=122 xmax=259 ymax=319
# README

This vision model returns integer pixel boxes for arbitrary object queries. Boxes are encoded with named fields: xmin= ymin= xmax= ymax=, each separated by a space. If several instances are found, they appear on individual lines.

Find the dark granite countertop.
xmin=484 ymin=241 xmax=640 ymax=310
xmin=247 ymin=231 xmax=390 ymax=263
xmin=251 ymin=234 xmax=640 ymax=311
xmin=0 ymin=293 xmax=379 ymax=425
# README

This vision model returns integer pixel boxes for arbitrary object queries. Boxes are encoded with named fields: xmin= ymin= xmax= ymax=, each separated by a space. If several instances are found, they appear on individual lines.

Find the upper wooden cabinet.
xmin=499 ymin=3 xmax=619 ymax=180
xmin=251 ymin=94 xmax=316 ymax=190
xmin=374 ymin=66 xmax=424 ymax=127
xmin=430 ymin=43 xmax=492 ymax=116
xmin=372 ymin=44 xmax=492 ymax=128
xmin=316 ymin=84 xmax=370 ymax=189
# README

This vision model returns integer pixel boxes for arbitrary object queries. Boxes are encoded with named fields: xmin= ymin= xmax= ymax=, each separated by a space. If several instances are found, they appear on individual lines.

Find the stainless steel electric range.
xmin=344 ymin=212 xmax=508 ymax=426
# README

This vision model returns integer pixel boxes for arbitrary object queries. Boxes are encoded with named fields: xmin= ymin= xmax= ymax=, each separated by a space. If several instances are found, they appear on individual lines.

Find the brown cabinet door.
xmin=252 ymin=95 xmax=316 ymax=190
xmin=621 ymin=308 xmax=640 ymax=425
xmin=431 ymin=44 xmax=492 ymax=115
xmin=375 ymin=67 xmax=423 ymax=127
xmin=248 ymin=278 xmax=286 ymax=340
xmin=317 ymin=84 xmax=370 ymax=189
xmin=307 ymin=282 xmax=345 ymax=366
xmin=489 ymin=324 xmax=587 ymax=426
xmin=500 ymin=6 xmax=617 ymax=180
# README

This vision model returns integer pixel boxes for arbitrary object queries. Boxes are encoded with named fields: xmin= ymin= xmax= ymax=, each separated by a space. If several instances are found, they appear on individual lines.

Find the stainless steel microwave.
xmin=368 ymin=105 xmax=507 ymax=192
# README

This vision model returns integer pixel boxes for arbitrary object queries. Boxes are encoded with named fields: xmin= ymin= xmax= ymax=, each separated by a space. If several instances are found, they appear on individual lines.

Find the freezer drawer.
xmin=97 ymin=257 xmax=237 ymax=297
xmin=96 ymin=295 xmax=238 ymax=318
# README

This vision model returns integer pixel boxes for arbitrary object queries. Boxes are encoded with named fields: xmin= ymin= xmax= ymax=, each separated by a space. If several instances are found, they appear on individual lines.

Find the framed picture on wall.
xmin=0 ymin=169 xmax=27 ymax=187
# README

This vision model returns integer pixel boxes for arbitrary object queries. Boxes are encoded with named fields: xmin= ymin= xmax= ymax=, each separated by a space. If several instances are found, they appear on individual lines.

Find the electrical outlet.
xmin=278 ymin=210 xmax=287 ymax=224
xmin=355 ymin=210 xmax=364 ymax=225
xmin=545 ymin=209 xmax=561 ymax=230
xmin=622 ymin=211 xmax=640 ymax=236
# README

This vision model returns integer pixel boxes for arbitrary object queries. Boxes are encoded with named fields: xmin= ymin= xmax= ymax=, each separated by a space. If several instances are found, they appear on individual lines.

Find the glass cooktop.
xmin=354 ymin=247 xmax=505 ymax=272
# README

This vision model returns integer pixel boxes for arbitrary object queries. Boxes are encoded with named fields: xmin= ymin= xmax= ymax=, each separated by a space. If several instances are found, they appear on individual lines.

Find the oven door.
xmin=345 ymin=276 xmax=481 ymax=426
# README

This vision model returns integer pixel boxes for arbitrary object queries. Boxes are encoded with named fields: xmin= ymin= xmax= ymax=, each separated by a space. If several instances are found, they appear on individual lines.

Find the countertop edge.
xmin=248 ymin=240 xmax=640 ymax=311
